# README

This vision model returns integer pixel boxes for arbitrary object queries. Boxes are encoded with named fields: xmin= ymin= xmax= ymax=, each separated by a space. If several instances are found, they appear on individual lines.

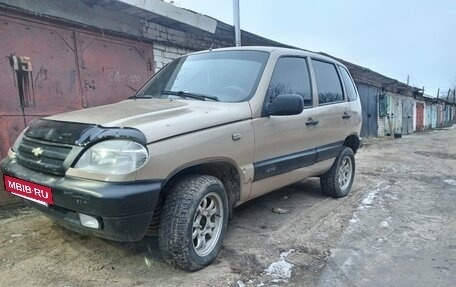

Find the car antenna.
xmin=209 ymin=43 xmax=214 ymax=51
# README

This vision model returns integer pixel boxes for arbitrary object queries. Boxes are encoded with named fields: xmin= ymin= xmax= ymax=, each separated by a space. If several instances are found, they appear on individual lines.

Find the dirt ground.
xmin=1 ymin=127 xmax=455 ymax=287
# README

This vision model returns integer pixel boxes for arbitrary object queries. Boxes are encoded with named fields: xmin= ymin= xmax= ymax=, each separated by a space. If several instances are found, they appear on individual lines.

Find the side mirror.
xmin=268 ymin=94 xmax=304 ymax=116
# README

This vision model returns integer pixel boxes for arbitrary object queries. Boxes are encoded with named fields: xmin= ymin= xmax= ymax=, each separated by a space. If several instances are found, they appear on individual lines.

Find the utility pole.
xmin=233 ymin=0 xmax=241 ymax=47
xmin=406 ymin=75 xmax=409 ymax=86
xmin=437 ymin=88 xmax=440 ymax=99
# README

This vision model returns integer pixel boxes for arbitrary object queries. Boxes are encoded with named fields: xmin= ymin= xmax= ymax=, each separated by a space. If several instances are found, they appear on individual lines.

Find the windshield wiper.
xmin=162 ymin=90 xmax=220 ymax=102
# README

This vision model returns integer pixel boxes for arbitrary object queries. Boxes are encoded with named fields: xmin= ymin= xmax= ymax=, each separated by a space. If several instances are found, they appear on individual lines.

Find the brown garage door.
xmin=0 ymin=13 xmax=154 ymax=206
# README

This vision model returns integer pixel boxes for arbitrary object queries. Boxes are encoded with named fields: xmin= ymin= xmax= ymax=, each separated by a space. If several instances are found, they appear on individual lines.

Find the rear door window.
xmin=312 ymin=59 xmax=343 ymax=105
xmin=339 ymin=65 xmax=358 ymax=102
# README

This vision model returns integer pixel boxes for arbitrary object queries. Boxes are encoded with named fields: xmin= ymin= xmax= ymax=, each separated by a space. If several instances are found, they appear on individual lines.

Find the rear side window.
xmin=312 ymin=59 xmax=343 ymax=105
xmin=267 ymin=57 xmax=312 ymax=107
xmin=339 ymin=66 xmax=358 ymax=101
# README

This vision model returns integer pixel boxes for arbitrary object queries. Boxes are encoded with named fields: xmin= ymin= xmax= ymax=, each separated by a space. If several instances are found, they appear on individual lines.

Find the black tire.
xmin=320 ymin=147 xmax=355 ymax=198
xmin=159 ymin=175 xmax=228 ymax=271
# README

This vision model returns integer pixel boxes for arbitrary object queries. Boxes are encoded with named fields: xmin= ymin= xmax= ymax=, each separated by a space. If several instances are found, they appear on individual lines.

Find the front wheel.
xmin=320 ymin=147 xmax=355 ymax=198
xmin=159 ymin=175 xmax=228 ymax=271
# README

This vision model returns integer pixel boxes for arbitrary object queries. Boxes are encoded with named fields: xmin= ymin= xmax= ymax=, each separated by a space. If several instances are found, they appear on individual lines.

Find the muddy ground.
xmin=1 ymin=127 xmax=455 ymax=287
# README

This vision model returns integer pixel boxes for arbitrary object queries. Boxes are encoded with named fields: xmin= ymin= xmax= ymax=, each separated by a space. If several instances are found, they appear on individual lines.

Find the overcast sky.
xmin=174 ymin=0 xmax=455 ymax=97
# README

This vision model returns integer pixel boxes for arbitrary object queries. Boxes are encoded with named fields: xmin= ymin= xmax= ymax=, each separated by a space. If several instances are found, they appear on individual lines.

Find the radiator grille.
xmin=16 ymin=137 xmax=73 ymax=175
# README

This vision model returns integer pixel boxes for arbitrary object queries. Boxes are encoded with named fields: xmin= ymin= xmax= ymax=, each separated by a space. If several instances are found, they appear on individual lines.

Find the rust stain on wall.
xmin=8 ymin=53 xmax=35 ymax=108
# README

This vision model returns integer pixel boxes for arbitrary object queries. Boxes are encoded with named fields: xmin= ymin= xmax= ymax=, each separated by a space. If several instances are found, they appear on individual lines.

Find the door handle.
xmin=342 ymin=112 xmax=352 ymax=119
xmin=306 ymin=118 xmax=319 ymax=126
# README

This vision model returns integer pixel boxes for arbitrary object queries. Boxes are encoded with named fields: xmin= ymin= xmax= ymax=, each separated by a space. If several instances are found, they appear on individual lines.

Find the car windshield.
xmin=134 ymin=50 xmax=269 ymax=102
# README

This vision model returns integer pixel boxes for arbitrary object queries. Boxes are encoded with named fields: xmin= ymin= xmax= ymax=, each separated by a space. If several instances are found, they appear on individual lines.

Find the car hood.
xmin=45 ymin=99 xmax=252 ymax=143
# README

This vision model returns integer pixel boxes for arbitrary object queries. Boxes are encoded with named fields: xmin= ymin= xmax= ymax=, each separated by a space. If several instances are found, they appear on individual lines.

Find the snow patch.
xmin=349 ymin=213 xmax=359 ymax=223
xmin=330 ymin=248 xmax=363 ymax=274
xmin=444 ymin=179 xmax=456 ymax=186
xmin=349 ymin=218 xmax=359 ymax=223
xmin=144 ymin=257 xmax=152 ymax=267
xmin=280 ymin=249 xmax=294 ymax=258
xmin=237 ymin=250 xmax=295 ymax=286
xmin=361 ymin=189 xmax=378 ymax=205
xmin=360 ymin=185 xmax=390 ymax=208
xmin=264 ymin=249 xmax=295 ymax=279
xmin=347 ymin=183 xmax=389 ymax=227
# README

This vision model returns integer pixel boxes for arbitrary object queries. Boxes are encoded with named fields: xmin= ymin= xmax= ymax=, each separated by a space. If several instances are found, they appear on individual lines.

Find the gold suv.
xmin=1 ymin=47 xmax=362 ymax=271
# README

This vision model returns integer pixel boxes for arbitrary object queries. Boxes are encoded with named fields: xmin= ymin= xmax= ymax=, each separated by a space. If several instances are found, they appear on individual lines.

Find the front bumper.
xmin=1 ymin=156 xmax=162 ymax=242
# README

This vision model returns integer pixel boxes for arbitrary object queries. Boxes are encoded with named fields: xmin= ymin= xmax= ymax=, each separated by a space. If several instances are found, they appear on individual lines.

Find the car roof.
xmin=187 ymin=46 xmax=342 ymax=66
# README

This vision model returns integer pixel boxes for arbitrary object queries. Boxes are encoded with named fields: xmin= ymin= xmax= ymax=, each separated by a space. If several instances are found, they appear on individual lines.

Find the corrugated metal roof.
xmin=319 ymin=52 xmax=422 ymax=98
xmin=80 ymin=0 xmax=213 ymax=32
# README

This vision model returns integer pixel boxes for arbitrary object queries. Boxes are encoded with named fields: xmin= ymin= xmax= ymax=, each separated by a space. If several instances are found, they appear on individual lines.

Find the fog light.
xmin=79 ymin=213 xmax=100 ymax=229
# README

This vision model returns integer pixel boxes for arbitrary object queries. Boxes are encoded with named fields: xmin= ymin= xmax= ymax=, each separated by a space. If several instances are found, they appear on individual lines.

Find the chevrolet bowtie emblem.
xmin=31 ymin=147 xmax=44 ymax=157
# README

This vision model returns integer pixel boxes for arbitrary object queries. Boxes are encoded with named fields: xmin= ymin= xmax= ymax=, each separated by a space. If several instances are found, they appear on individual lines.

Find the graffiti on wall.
xmin=107 ymin=70 xmax=142 ymax=83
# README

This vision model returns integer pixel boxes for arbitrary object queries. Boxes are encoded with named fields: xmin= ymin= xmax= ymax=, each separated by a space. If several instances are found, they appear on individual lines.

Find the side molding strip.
xmin=253 ymin=141 xmax=344 ymax=182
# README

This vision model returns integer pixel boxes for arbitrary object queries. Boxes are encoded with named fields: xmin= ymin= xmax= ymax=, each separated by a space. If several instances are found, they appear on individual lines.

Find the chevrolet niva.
xmin=1 ymin=47 xmax=362 ymax=271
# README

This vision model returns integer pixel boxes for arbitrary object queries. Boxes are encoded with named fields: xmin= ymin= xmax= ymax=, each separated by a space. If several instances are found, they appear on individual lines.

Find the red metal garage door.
xmin=0 ymin=13 xmax=154 ymax=206
xmin=0 ymin=14 xmax=154 ymax=157
xmin=416 ymin=103 xmax=424 ymax=131
xmin=76 ymin=32 xmax=153 ymax=108
xmin=0 ymin=16 xmax=82 ymax=157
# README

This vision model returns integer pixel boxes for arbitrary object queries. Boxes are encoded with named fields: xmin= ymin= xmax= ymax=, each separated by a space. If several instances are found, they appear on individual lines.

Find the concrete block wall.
xmin=142 ymin=20 xmax=232 ymax=50
xmin=153 ymin=43 xmax=194 ymax=72
xmin=142 ymin=21 xmax=235 ymax=72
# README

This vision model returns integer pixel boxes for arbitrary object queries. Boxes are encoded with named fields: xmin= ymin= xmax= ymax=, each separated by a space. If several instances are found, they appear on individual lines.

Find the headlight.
xmin=74 ymin=140 xmax=148 ymax=174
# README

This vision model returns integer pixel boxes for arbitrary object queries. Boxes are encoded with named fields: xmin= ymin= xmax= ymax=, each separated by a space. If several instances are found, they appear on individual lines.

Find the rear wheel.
xmin=159 ymin=175 xmax=228 ymax=271
xmin=320 ymin=147 xmax=355 ymax=198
